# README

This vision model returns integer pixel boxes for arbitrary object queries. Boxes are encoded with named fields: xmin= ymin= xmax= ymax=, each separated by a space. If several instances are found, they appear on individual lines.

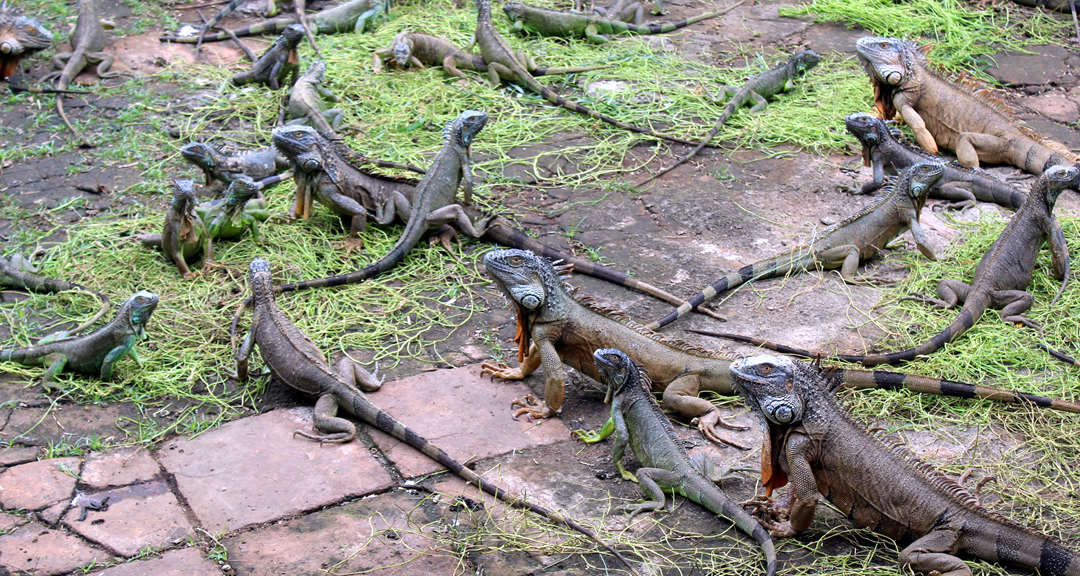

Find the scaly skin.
xmin=1 ymin=254 xmax=110 ymax=337
xmin=46 ymin=0 xmax=116 ymax=148
xmin=692 ymin=165 xmax=1079 ymax=367
xmin=229 ymin=24 xmax=303 ymax=90
xmin=472 ymin=0 xmax=700 ymax=146
xmin=729 ymin=355 xmax=1080 ymax=576
xmin=286 ymin=60 xmax=344 ymax=136
xmin=480 ymin=249 xmax=1080 ymax=443
xmin=163 ymin=0 xmax=386 ymax=44
xmin=586 ymin=348 xmax=777 ymax=576
xmin=234 ymin=258 xmax=640 ymax=576
xmin=275 ymin=110 xmax=496 ymax=294
xmin=846 ymin=112 xmax=1025 ymax=210
xmin=503 ymin=1 xmax=741 ymax=44
xmin=639 ymin=50 xmax=819 ymax=187
xmin=593 ymin=0 xmax=653 ymax=24
xmin=650 ymin=162 xmax=944 ymax=329
xmin=856 ymin=36 xmax=1078 ymax=173
xmin=180 ymin=141 xmax=291 ymax=187
xmin=136 ymin=180 xmax=209 ymax=278
xmin=0 ymin=1 xmax=53 ymax=81
xmin=0 ymin=291 xmax=157 ymax=384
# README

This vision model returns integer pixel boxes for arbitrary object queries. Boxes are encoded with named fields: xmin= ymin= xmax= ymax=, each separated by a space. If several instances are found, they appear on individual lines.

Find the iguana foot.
xmin=480 ymin=360 xmax=526 ymax=381
xmin=335 ymin=237 xmax=365 ymax=258
xmin=692 ymin=411 xmax=750 ymax=450
xmin=572 ymin=428 xmax=604 ymax=443
xmin=743 ymin=495 xmax=790 ymax=531
xmin=510 ymin=394 xmax=556 ymax=421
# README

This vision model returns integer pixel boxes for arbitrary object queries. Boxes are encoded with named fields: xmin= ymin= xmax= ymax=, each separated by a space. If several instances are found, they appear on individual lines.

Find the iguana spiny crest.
xmin=0 ymin=1 xmax=53 ymax=80
xmin=445 ymin=110 xmax=488 ymax=148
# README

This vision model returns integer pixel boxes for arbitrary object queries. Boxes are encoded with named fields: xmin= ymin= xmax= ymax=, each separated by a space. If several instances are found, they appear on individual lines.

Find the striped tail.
xmin=254 ymin=171 xmax=293 ymax=190
xmin=1016 ymin=138 xmax=1080 ymax=175
xmin=275 ymin=227 xmax=421 ymax=294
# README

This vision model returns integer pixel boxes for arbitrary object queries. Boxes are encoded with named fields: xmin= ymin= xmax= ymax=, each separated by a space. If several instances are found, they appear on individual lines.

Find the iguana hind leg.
xmin=295 ymin=393 xmax=355 ymax=443
xmin=663 ymin=374 xmax=749 ymax=449
xmin=619 ymin=467 xmax=682 ymax=518
xmin=992 ymin=289 xmax=1040 ymax=330
xmin=897 ymin=528 xmax=969 ymax=576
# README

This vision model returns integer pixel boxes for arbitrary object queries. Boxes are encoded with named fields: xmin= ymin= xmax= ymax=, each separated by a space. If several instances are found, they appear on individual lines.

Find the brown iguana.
xmin=1 ymin=254 xmax=110 ymax=337
xmin=163 ymin=0 xmax=386 ymax=45
xmin=857 ymin=36 xmax=1079 ymax=173
xmin=649 ymin=161 xmax=945 ymax=330
xmin=584 ymin=348 xmax=777 ymax=576
xmin=638 ymin=50 xmax=819 ymax=187
xmin=44 ymin=0 xmax=118 ymax=148
xmin=845 ymin=112 xmax=1025 ymax=211
xmin=692 ymin=165 xmax=1079 ymax=367
xmin=0 ymin=1 xmax=53 ymax=81
xmin=135 ymin=179 xmax=209 ymax=278
xmin=285 ymin=60 xmax=343 ymax=136
xmin=233 ymin=257 xmax=641 ymax=576
xmin=479 ymin=249 xmax=1080 ymax=446
xmin=229 ymin=23 xmax=303 ymax=90
xmin=502 ymin=1 xmax=742 ymax=44
xmin=729 ymin=354 xmax=1080 ymax=576
xmin=471 ymin=0 xmax=700 ymax=146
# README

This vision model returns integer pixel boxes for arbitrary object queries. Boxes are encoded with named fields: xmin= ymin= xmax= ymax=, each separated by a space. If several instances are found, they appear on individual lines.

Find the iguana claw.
xmin=480 ymin=360 xmax=525 ymax=381
xmin=510 ymin=394 xmax=556 ymax=420
xmin=692 ymin=411 xmax=750 ymax=450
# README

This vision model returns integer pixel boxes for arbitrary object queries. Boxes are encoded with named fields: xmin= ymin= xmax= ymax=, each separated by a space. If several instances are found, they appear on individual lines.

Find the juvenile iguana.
xmin=845 ymin=112 xmax=1025 ymax=211
xmin=45 ymin=0 xmax=117 ymax=148
xmin=638 ymin=50 xmax=819 ymax=187
xmin=471 ymin=0 xmax=700 ymax=146
xmin=479 ymin=249 xmax=1080 ymax=445
xmin=650 ymin=161 xmax=944 ymax=330
xmin=502 ymin=1 xmax=741 ymax=44
xmin=275 ymin=110 xmax=496 ymax=294
xmin=584 ymin=348 xmax=777 ymax=576
xmin=136 ymin=179 xmax=209 ymax=278
xmin=163 ymin=0 xmax=386 ymax=44
xmin=857 ymin=36 xmax=1079 ymax=173
xmin=1 ymin=254 xmax=110 ymax=337
xmin=180 ymin=141 xmax=291 ymax=187
xmin=0 ymin=290 xmax=157 ymax=385
xmin=229 ymin=24 xmax=303 ymax=90
xmin=0 ymin=1 xmax=53 ymax=81
xmin=729 ymin=354 xmax=1080 ymax=576
xmin=692 ymin=165 xmax=1080 ymax=366
xmin=286 ymin=60 xmax=344 ymax=135
xmin=233 ymin=258 xmax=641 ymax=576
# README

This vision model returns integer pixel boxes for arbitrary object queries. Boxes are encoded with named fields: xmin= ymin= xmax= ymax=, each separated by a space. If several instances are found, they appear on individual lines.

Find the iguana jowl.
xmin=585 ymin=348 xmax=777 ymax=576
xmin=650 ymin=161 xmax=945 ymax=329
xmin=693 ymin=165 xmax=1079 ymax=366
xmin=729 ymin=354 xmax=1080 ymax=576
xmin=502 ymin=1 xmax=742 ymax=44
xmin=857 ymin=36 xmax=1079 ymax=173
xmin=0 ymin=1 xmax=53 ymax=81
xmin=233 ymin=258 xmax=641 ymax=576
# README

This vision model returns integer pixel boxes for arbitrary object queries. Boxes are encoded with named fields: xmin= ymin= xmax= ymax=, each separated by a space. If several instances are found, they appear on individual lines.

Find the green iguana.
xmin=233 ymin=258 xmax=641 ymax=576
xmin=584 ymin=348 xmax=777 ymax=576
xmin=274 ymin=110 xmax=496 ymax=294
xmin=638 ymin=50 xmax=819 ymax=187
xmin=44 ymin=0 xmax=118 ymax=148
xmin=479 ymin=249 xmax=1080 ymax=445
xmin=180 ymin=141 xmax=292 ymax=187
xmin=650 ymin=161 xmax=944 ymax=330
xmin=1 ymin=254 xmax=110 ymax=337
xmin=845 ymin=112 xmax=1025 ymax=211
xmin=1 ymin=290 xmax=157 ymax=385
xmin=286 ymin=60 xmax=344 ymax=136
xmin=729 ymin=354 xmax=1080 ymax=576
xmin=0 ymin=1 xmax=53 ymax=81
xmin=163 ymin=0 xmax=386 ymax=44
xmin=857 ymin=36 xmax=1079 ymax=173
xmin=471 ymin=0 xmax=700 ymax=146
xmin=229 ymin=23 xmax=303 ymax=90
xmin=136 ymin=179 xmax=209 ymax=278
xmin=692 ymin=165 xmax=1080 ymax=367
xmin=502 ymin=1 xmax=741 ymax=44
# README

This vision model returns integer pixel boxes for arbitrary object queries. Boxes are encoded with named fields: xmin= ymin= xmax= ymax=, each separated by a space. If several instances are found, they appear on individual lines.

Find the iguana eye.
xmin=878 ymin=42 xmax=889 ymax=49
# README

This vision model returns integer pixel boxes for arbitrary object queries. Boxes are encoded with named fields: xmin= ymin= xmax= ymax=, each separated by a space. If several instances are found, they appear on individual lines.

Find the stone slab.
xmin=157 ymin=407 xmax=393 ymax=534
xmin=94 ymin=546 xmax=221 ymax=576
xmin=223 ymin=491 xmax=462 ymax=575
xmin=0 ymin=519 xmax=112 ymax=575
xmin=0 ymin=446 xmax=41 ymax=467
xmin=0 ymin=457 xmax=80 ymax=511
xmin=364 ymin=365 xmax=572 ymax=479
xmin=81 ymin=446 xmax=160 ymax=489
xmin=985 ymin=45 xmax=1072 ymax=86
xmin=63 ymin=480 xmax=194 ymax=557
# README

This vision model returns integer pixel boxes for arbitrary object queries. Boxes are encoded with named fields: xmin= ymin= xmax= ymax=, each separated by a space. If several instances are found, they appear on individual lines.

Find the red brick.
xmin=0 ymin=519 xmax=111 ymax=575
xmin=94 ymin=546 xmax=220 ymax=576
xmin=0 ymin=458 xmax=80 ymax=511
xmin=81 ymin=446 xmax=159 ymax=489
xmin=64 ymin=480 xmax=194 ymax=557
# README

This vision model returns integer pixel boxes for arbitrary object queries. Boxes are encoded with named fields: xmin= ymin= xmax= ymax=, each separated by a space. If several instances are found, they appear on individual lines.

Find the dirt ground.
xmin=2 ymin=0 xmax=1080 ymax=574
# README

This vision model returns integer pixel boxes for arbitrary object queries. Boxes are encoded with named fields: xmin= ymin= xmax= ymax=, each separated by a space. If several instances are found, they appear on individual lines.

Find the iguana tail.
xmin=536 ymin=83 xmax=701 ymax=146
xmin=1012 ymin=137 xmax=1079 ymax=176
xmin=339 ymin=390 xmax=643 ymax=576
xmin=162 ymin=17 xmax=292 ymax=43
xmin=685 ymin=481 xmax=777 ymax=576
xmin=613 ymin=2 xmax=742 ymax=34
xmin=56 ymin=91 xmax=93 ymax=148
xmin=193 ymin=0 xmax=245 ymax=53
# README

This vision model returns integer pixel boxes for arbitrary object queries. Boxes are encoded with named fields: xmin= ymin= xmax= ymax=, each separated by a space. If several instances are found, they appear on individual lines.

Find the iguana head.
xmin=0 ymin=3 xmax=53 ymax=80
xmin=248 ymin=257 xmax=276 ymax=304
xmin=180 ymin=142 xmax=227 ymax=186
xmin=791 ymin=50 xmax=820 ymax=75
xmin=503 ymin=2 xmax=525 ymax=23
xmin=445 ymin=110 xmax=489 ymax=149
xmin=1037 ymin=164 xmax=1079 ymax=211
xmin=272 ymin=125 xmax=324 ymax=173
xmin=281 ymin=23 xmax=305 ymax=44
xmin=844 ymin=113 xmax=890 ymax=167
xmin=304 ymin=59 xmax=327 ymax=82
xmin=483 ymin=249 xmax=552 ymax=312
xmin=390 ymin=31 xmax=415 ymax=68
xmin=730 ymin=355 xmax=804 ymax=426
xmin=856 ymin=36 xmax=920 ymax=119
xmin=120 ymin=290 xmax=159 ymax=338
xmin=169 ymin=179 xmax=198 ymax=216
xmin=593 ymin=348 xmax=644 ymax=404
xmin=223 ymin=175 xmax=259 ymax=214
xmin=901 ymin=161 xmax=945 ymax=201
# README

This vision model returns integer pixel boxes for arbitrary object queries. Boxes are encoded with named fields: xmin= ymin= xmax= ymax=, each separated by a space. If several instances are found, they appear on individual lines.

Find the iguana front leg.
xmin=1049 ymin=216 xmax=1069 ymax=305
xmin=894 ymin=97 xmax=936 ymax=155
xmin=42 ymin=352 xmax=69 ymax=386
xmin=480 ymin=340 xmax=543 ymax=380
xmin=906 ymin=215 xmax=938 ymax=261
xmin=584 ymin=23 xmax=609 ymax=44
xmin=509 ymin=339 xmax=563 ymax=420
xmin=771 ymin=433 xmax=818 ymax=538
xmin=610 ymin=405 xmax=637 ymax=482
xmin=353 ymin=5 xmax=384 ymax=33
xmin=98 ymin=336 xmax=137 ymax=380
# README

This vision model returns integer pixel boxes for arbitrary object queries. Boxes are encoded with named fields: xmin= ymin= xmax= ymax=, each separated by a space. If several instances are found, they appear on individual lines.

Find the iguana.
xmin=163 ymin=0 xmax=386 ymax=44
xmin=286 ymin=60 xmax=344 ymax=136
xmin=229 ymin=23 xmax=303 ymax=90
xmin=584 ymin=348 xmax=777 ymax=576
xmin=471 ymin=0 xmax=700 ymax=146
xmin=649 ymin=161 xmax=944 ymax=330
xmin=479 ymin=249 xmax=1080 ymax=445
xmin=856 ymin=36 xmax=1079 ymax=173
xmin=0 ymin=290 xmax=157 ymax=385
xmin=845 ymin=112 xmax=1025 ymax=211
xmin=1 ymin=254 xmax=110 ymax=337
xmin=638 ymin=50 xmax=819 ymax=187
xmin=728 ymin=354 xmax=1080 ymax=576
xmin=593 ymin=0 xmax=655 ymax=24
xmin=180 ymin=141 xmax=292 ymax=187
xmin=0 ymin=1 xmax=53 ymax=81
xmin=233 ymin=258 xmax=641 ymax=576
xmin=502 ymin=1 xmax=742 ymax=44
xmin=44 ymin=0 xmax=118 ymax=148
xmin=136 ymin=179 xmax=209 ymax=278
xmin=274 ymin=110 xmax=497 ymax=294
xmin=692 ymin=165 xmax=1080 ymax=367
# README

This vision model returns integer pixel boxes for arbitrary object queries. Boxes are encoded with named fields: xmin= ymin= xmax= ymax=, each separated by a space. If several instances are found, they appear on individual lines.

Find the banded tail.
xmin=687 ymin=482 xmax=777 ymax=576
xmin=1014 ymin=138 xmax=1080 ymax=176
